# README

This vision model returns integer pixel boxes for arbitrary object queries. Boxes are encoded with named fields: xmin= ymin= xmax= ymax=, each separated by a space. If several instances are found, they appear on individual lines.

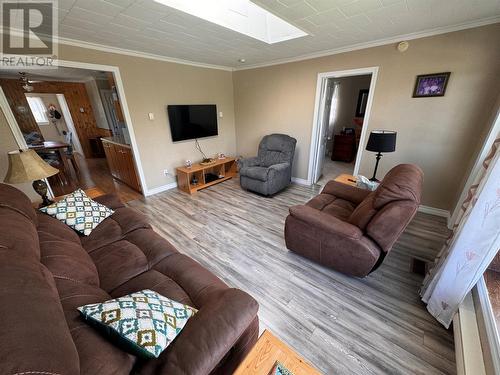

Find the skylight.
xmin=153 ymin=0 xmax=308 ymax=44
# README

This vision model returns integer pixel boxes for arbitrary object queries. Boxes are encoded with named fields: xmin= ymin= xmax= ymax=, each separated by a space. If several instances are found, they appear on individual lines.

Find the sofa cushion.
xmin=348 ymin=192 xmax=378 ymax=230
xmin=78 ymin=289 xmax=197 ymax=358
xmin=373 ymin=164 xmax=423 ymax=209
xmin=240 ymin=166 xmax=269 ymax=182
xmin=81 ymin=206 xmax=151 ymax=253
xmin=0 ymin=207 xmax=40 ymax=259
xmin=57 ymin=279 xmax=137 ymax=375
xmin=0 ymin=183 xmax=38 ymax=224
xmin=111 ymin=269 xmax=194 ymax=306
xmin=306 ymin=193 xmax=356 ymax=221
xmin=90 ymin=239 xmax=150 ymax=292
xmin=39 ymin=189 xmax=114 ymax=235
xmin=0 ymin=250 xmax=80 ymax=375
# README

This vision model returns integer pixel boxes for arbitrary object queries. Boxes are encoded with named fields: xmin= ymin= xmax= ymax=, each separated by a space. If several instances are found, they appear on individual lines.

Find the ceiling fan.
xmin=19 ymin=72 xmax=44 ymax=92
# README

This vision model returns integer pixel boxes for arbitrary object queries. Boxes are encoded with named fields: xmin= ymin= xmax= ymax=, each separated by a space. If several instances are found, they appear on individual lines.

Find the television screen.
xmin=167 ymin=104 xmax=218 ymax=142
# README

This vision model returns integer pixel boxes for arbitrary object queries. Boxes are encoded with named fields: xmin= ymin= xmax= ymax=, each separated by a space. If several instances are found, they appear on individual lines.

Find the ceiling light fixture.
xmin=19 ymin=72 xmax=34 ymax=92
xmin=238 ymin=58 xmax=246 ymax=63
xmin=153 ymin=0 xmax=308 ymax=44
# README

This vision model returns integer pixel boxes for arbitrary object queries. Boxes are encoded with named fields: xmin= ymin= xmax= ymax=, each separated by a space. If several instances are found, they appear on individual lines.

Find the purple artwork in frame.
xmin=412 ymin=72 xmax=451 ymax=98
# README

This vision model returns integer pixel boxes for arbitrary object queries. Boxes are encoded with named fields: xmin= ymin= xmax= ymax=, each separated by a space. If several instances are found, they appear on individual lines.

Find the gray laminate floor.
xmin=128 ymin=179 xmax=455 ymax=375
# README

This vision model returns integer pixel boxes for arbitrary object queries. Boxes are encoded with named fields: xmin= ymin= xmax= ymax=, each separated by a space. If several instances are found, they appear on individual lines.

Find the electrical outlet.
xmin=163 ymin=169 xmax=169 ymax=176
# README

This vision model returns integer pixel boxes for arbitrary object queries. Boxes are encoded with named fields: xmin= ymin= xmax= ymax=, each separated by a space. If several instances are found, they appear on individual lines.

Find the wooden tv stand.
xmin=176 ymin=157 xmax=237 ymax=194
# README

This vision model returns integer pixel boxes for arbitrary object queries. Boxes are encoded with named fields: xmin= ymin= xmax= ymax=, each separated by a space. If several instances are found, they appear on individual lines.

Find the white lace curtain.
xmin=421 ymin=136 xmax=500 ymax=328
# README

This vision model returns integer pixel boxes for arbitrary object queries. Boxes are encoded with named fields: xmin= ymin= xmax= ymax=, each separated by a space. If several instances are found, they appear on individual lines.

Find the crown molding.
xmin=2 ymin=16 xmax=497 ymax=73
xmin=233 ymin=17 xmax=500 ymax=71
xmin=55 ymin=36 xmax=235 ymax=72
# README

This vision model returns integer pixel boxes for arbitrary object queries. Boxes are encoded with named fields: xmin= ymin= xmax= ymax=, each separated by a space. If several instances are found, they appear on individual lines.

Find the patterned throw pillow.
xmin=39 ymin=189 xmax=114 ymax=236
xmin=78 ymin=289 xmax=197 ymax=358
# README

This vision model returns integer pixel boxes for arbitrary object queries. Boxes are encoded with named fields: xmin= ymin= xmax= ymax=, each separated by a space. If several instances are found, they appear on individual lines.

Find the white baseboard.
xmin=145 ymin=182 xmax=178 ymax=196
xmin=418 ymin=205 xmax=451 ymax=226
xmin=291 ymin=177 xmax=311 ymax=186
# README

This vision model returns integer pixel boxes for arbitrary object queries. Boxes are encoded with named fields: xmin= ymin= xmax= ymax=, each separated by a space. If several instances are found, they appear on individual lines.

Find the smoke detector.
xmin=397 ymin=41 xmax=409 ymax=52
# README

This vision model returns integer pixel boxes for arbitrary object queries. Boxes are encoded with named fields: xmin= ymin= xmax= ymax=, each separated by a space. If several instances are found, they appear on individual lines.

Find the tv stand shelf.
xmin=176 ymin=157 xmax=237 ymax=194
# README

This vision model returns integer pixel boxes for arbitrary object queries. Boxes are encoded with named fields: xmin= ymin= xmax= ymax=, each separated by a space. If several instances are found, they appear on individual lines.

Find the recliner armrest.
xmin=268 ymin=162 xmax=290 ymax=175
xmin=237 ymin=156 xmax=260 ymax=169
xmin=289 ymin=205 xmax=362 ymax=239
xmin=142 ymin=288 xmax=259 ymax=375
xmin=321 ymin=180 xmax=371 ymax=205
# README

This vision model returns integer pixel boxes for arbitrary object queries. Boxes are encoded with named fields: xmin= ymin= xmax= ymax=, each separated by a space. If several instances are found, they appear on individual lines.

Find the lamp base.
xmin=32 ymin=179 xmax=53 ymax=207
xmin=370 ymin=152 xmax=383 ymax=182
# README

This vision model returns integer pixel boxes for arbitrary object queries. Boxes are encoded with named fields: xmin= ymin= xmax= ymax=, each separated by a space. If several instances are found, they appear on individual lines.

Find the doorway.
xmin=308 ymin=67 xmax=378 ymax=185
xmin=0 ymin=63 xmax=146 ymax=202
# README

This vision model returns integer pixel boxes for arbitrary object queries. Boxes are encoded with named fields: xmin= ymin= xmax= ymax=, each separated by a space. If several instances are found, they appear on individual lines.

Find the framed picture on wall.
xmin=355 ymin=89 xmax=369 ymax=117
xmin=412 ymin=72 xmax=450 ymax=98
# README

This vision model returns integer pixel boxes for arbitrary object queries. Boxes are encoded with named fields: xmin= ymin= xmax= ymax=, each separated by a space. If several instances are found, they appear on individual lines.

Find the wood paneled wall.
xmin=0 ymin=79 xmax=108 ymax=158
xmin=0 ymin=79 xmax=43 ymax=140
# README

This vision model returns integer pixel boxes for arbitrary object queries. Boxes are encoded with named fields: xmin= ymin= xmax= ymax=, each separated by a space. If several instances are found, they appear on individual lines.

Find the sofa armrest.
xmin=237 ymin=156 xmax=260 ymax=169
xmin=144 ymin=288 xmax=259 ymax=375
xmin=93 ymin=193 xmax=125 ymax=210
xmin=289 ymin=205 xmax=362 ymax=239
xmin=321 ymin=180 xmax=371 ymax=205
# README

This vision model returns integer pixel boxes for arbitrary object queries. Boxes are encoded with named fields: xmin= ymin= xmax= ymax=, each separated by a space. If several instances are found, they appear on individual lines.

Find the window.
xmin=26 ymin=96 xmax=49 ymax=125
xmin=153 ymin=0 xmax=307 ymax=44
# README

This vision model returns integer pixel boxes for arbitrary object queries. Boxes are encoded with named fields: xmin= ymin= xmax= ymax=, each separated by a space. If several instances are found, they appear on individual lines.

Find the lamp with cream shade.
xmin=4 ymin=149 xmax=59 ymax=207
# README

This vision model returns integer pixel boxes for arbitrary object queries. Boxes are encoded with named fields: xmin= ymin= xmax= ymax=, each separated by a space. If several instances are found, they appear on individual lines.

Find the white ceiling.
xmin=49 ymin=0 xmax=500 ymax=68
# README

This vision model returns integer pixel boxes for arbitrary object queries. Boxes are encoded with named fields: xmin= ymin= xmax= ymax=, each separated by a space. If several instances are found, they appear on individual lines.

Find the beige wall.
xmin=58 ymin=44 xmax=236 ymax=191
xmin=0 ymin=109 xmax=39 ymax=201
xmin=233 ymin=24 xmax=500 ymax=210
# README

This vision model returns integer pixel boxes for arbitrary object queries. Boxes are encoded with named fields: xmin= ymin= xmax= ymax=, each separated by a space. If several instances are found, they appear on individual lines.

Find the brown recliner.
xmin=284 ymin=164 xmax=423 ymax=277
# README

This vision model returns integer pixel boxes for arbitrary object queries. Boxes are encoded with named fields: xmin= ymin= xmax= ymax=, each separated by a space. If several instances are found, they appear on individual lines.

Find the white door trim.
xmin=307 ymin=66 xmax=379 ymax=185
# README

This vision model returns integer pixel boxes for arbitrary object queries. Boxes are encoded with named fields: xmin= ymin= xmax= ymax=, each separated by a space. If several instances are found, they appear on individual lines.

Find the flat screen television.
xmin=167 ymin=104 xmax=218 ymax=142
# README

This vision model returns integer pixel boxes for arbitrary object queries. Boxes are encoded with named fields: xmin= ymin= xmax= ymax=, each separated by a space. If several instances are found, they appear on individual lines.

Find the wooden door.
xmin=102 ymin=141 xmax=118 ymax=178
xmin=121 ymin=147 xmax=141 ymax=191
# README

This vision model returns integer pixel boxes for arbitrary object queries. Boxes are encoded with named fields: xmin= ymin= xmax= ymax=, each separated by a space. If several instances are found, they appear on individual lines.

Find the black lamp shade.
xmin=366 ymin=130 xmax=397 ymax=153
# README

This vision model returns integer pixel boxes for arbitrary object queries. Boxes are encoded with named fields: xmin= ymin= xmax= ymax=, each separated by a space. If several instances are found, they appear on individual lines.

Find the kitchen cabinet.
xmin=102 ymin=138 xmax=141 ymax=192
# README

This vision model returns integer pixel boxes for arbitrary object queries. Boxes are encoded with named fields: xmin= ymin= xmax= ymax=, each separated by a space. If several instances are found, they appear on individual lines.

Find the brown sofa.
xmin=285 ymin=164 xmax=423 ymax=277
xmin=0 ymin=183 xmax=259 ymax=375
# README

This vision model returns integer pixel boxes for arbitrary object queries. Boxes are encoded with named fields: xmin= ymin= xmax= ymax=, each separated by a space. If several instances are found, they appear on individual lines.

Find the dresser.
xmin=331 ymin=134 xmax=356 ymax=162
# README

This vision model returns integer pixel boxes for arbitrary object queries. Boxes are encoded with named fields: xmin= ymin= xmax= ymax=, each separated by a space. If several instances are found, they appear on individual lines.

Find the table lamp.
xmin=4 ymin=149 xmax=59 ymax=206
xmin=365 ymin=130 xmax=397 ymax=181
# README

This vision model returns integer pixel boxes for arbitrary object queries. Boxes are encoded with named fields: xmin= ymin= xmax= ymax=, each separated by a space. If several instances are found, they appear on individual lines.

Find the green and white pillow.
xmin=39 ymin=189 xmax=114 ymax=236
xmin=78 ymin=289 xmax=197 ymax=358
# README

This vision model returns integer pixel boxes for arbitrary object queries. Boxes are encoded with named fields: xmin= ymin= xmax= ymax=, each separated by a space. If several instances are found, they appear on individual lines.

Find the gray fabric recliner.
xmin=238 ymin=134 xmax=297 ymax=195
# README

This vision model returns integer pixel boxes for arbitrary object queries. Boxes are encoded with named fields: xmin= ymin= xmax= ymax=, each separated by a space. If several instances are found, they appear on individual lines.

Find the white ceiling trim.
xmin=233 ymin=16 xmax=500 ymax=71
xmin=56 ymin=36 xmax=235 ymax=72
